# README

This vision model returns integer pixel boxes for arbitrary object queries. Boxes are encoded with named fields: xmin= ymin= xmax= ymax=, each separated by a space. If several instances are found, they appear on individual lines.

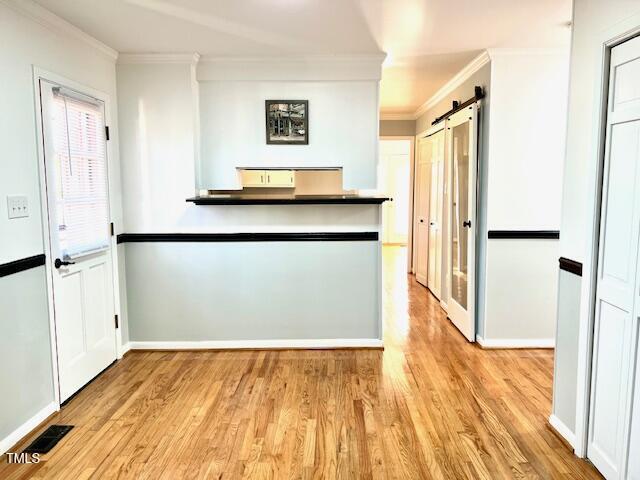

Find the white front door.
xmin=446 ymin=105 xmax=477 ymax=342
xmin=415 ymin=136 xmax=432 ymax=286
xmin=588 ymin=36 xmax=640 ymax=480
xmin=427 ymin=129 xmax=445 ymax=299
xmin=39 ymin=80 xmax=117 ymax=402
xmin=380 ymin=140 xmax=410 ymax=245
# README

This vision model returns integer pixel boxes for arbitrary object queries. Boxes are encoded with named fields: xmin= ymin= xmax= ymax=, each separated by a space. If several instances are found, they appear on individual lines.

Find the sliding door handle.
xmin=54 ymin=258 xmax=75 ymax=269
xmin=463 ymin=220 xmax=471 ymax=228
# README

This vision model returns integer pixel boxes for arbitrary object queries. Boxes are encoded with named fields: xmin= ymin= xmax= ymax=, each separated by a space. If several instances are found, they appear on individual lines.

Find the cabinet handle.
xmin=261 ymin=175 xmax=264 ymax=183
xmin=267 ymin=174 xmax=270 ymax=183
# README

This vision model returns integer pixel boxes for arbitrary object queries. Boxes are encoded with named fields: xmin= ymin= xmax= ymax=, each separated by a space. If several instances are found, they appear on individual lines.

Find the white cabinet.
xmin=239 ymin=169 xmax=295 ymax=188
xmin=240 ymin=169 xmax=266 ymax=187
xmin=266 ymin=170 xmax=295 ymax=187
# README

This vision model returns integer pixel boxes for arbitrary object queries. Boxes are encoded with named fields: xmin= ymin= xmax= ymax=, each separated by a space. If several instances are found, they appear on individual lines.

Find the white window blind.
xmin=50 ymin=90 xmax=109 ymax=259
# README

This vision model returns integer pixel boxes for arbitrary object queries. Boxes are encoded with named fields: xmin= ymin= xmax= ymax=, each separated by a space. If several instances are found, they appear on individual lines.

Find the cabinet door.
xmin=240 ymin=170 xmax=266 ymax=187
xmin=266 ymin=170 xmax=295 ymax=187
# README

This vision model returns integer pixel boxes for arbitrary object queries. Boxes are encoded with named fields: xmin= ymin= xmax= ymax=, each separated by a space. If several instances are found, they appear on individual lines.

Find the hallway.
xmin=1 ymin=247 xmax=600 ymax=479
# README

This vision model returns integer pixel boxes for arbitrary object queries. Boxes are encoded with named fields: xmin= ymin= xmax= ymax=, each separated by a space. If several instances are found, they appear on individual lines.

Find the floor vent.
xmin=23 ymin=425 xmax=73 ymax=454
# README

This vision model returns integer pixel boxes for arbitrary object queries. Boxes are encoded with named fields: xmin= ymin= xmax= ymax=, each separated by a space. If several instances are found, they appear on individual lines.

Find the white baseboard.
xmin=121 ymin=342 xmax=132 ymax=355
xmin=476 ymin=336 xmax=555 ymax=349
xmin=549 ymin=414 xmax=576 ymax=448
xmin=0 ymin=401 xmax=57 ymax=455
xmin=128 ymin=338 xmax=383 ymax=350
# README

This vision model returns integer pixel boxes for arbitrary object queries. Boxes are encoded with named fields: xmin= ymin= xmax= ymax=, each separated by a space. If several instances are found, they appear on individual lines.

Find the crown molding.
xmin=117 ymin=53 xmax=201 ymax=65
xmin=197 ymin=53 xmax=385 ymax=82
xmin=1 ymin=0 xmax=118 ymax=60
xmin=413 ymin=50 xmax=490 ymax=120
xmin=380 ymin=113 xmax=415 ymax=121
xmin=486 ymin=47 xmax=569 ymax=57
xmin=197 ymin=53 xmax=386 ymax=64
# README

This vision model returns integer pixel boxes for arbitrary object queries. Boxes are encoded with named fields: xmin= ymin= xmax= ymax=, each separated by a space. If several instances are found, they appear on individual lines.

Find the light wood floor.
xmin=1 ymin=247 xmax=601 ymax=479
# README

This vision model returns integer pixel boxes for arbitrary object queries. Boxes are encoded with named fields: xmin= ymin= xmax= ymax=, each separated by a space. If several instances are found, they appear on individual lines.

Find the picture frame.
xmin=265 ymin=100 xmax=308 ymax=145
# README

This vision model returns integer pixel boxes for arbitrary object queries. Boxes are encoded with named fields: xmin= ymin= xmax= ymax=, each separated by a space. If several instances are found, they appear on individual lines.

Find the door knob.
xmin=463 ymin=220 xmax=472 ymax=228
xmin=420 ymin=219 xmax=424 ymax=223
xmin=54 ymin=258 xmax=75 ymax=269
xmin=430 ymin=222 xmax=435 ymax=226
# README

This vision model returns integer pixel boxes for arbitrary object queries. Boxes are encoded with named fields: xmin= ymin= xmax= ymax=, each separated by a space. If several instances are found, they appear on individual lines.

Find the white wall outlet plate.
xmin=7 ymin=195 xmax=29 ymax=219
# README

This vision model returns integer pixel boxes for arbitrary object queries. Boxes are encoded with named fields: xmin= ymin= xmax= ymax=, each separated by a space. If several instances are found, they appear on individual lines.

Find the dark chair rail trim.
xmin=559 ymin=257 xmax=583 ymax=276
xmin=488 ymin=230 xmax=560 ymax=240
xmin=117 ymin=232 xmax=379 ymax=244
xmin=186 ymin=196 xmax=389 ymax=205
xmin=0 ymin=254 xmax=46 ymax=278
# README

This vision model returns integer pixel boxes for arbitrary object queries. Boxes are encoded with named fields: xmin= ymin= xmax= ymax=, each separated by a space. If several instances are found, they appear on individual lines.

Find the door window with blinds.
xmin=44 ymin=84 xmax=110 ymax=259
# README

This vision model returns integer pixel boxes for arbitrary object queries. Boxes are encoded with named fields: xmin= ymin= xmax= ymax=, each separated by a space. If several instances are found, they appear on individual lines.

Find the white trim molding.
xmin=486 ymin=47 xmax=569 ymax=57
xmin=197 ymin=54 xmax=385 ymax=82
xmin=129 ymin=339 xmax=384 ymax=350
xmin=1 ymin=0 xmax=118 ymax=60
xmin=121 ymin=342 xmax=132 ymax=355
xmin=0 ymin=402 xmax=57 ymax=455
xmin=548 ymin=414 xmax=577 ymax=449
xmin=476 ymin=336 xmax=555 ymax=349
xmin=117 ymin=53 xmax=201 ymax=65
xmin=413 ymin=50 xmax=490 ymax=120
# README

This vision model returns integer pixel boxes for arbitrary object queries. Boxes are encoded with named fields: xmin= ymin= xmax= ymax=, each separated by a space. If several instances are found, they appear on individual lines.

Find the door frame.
xmin=380 ymin=136 xmax=415 ymax=272
xmin=573 ymin=18 xmax=640 ymax=458
xmin=31 ymin=67 xmax=124 ymax=409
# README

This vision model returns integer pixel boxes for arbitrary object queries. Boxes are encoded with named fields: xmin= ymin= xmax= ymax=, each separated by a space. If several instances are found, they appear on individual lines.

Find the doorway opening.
xmin=379 ymin=138 xmax=413 ymax=249
xmin=412 ymin=103 xmax=479 ymax=343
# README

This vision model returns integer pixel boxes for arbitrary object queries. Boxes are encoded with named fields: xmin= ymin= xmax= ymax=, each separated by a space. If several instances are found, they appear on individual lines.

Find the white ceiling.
xmin=34 ymin=0 xmax=572 ymax=116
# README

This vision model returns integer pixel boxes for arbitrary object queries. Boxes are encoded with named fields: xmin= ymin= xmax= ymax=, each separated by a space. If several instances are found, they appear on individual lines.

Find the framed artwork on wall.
xmin=265 ymin=100 xmax=308 ymax=145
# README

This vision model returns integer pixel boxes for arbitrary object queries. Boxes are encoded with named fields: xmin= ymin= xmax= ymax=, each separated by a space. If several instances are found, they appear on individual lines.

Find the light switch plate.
xmin=7 ymin=195 xmax=29 ymax=219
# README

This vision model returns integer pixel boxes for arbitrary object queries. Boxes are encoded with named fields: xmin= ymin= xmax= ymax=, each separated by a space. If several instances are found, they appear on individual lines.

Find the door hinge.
xmin=110 ymin=222 xmax=114 ymax=236
xmin=105 ymin=125 xmax=110 ymax=141
xmin=114 ymin=314 xmax=119 ymax=329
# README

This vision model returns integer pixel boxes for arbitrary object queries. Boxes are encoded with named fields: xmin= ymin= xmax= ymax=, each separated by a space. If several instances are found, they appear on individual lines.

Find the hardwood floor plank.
xmin=1 ymin=247 xmax=602 ymax=479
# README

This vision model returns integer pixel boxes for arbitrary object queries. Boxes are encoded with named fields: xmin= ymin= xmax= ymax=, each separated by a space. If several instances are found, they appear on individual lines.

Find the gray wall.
xmin=117 ymin=244 xmax=130 ymax=345
xmin=415 ymin=62 xmax=491 ymax=336
xmin=124 ymin=241 xmax=381 ymax=342
xmin=0 ymin=267 xmax=54 ymax=442
xmin=379 ymin=120 xmax=416 ymax=137
xmin=552 ymin=269 xmax=582 ymax=432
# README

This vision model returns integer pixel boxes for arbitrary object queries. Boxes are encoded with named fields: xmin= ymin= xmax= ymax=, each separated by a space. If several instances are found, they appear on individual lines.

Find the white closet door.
xmin=427 ymin=129 xmax=445 ymax=299
xmin=415 ymin=136 xmax=432 ymax=286
xmin=380 ymin=140 xmax=410 ymax=245
xmin=629 ymin=352 xmax=640 ymax=480
xmin=588 ymin=35 xmax=640 ymax=480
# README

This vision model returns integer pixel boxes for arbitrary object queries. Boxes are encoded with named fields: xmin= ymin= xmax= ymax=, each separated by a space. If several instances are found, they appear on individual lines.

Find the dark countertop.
xmin=186 ymin=194 xmax=390 ymax=205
